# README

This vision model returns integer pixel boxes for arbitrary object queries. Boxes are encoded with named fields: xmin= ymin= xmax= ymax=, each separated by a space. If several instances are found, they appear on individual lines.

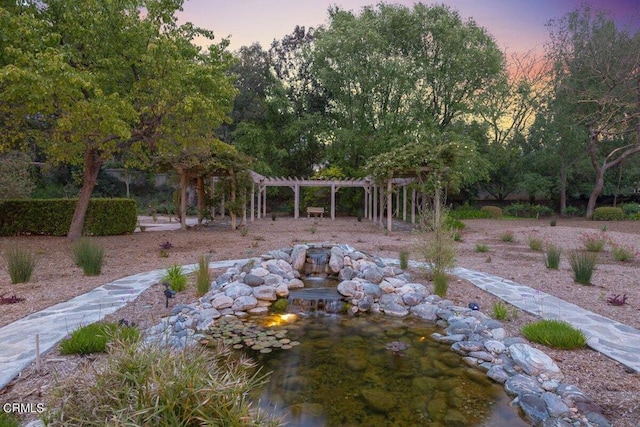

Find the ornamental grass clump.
xmin=580 ymin=231 xmax=609 ymax=252
xmin=521 ymin=319 xmax=587 ymax=349
xmin=544 ymin=244 xmax=562 ymax=270
xmin=163 ymin=264 xmax=187 ymax=292
xmin=5 ymin=247 xmax=37 ymax=284
xmin=399 ymin=250 xmax=410 ymax=269
xmin=500 ymin=230 xmax=515 ymax=242
xmin=475 ymin=243 xmax=489 ymax=253
xmin=610 ymin=243 xmax=636 ymax=262
xmin=492 ymin=300 xmax=509 ymax=320
xmin=73 ymin=238 xmax=104 ymax=276
xmin=196 ymin=254 xmax=211 ymax=297
xmin=525 ymin=233 xmax=544 ymax=251
xmin=568 ymin=250 xmax=597 ymax=285
xmin=45 ymin=339 xmax=274 ymax=426
xmin=59 ymin=322 xmax=139 ymax=355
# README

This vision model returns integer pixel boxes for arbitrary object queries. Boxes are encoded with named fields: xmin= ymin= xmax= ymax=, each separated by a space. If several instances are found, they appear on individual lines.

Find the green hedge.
xmin=0 ymin=198 xmax=137 ymax=236
xmin=450 ymin=208 xmax=492 ymax=220
xmin=592 ymin=206 xmax=624 ymax=221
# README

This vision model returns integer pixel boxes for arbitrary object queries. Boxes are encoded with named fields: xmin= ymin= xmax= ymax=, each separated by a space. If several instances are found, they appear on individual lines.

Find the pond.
xmin=248 ymin=313 xmax=530 ymax=426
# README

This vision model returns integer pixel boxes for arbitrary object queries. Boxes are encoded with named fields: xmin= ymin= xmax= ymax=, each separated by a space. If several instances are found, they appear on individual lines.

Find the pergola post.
xmin=262 ymin=187 xmax=267 ymax=218
xmin=411 ymin=188 xmax=416 ymax=224
xmin=294 ymin=184 xmax=300 ymax=219
xmin=387 ymin=179 xmax=392 ymax=231
xmin=250 ymin=182 xmax=255 ymax=221
xmin=210 ymin=177 xmax=216 ymax=219
xmin=257 ymin=186 xmax=261 ymax=219
xmin=331 ymin=183 xmax=336 ymax=220
xmin=373 ymin=185 xmax=377 ymax=222
xmin=403 ymin=185 xmax=407 ymax=222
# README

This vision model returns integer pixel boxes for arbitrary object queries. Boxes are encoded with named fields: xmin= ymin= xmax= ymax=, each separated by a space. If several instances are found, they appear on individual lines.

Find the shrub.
xmin=5 ymin=247 xmax=37 ymax=283
xmin=521 ymin=319 xmax=587 ymax=349
xmin=449 ymin=208 xmax=492 ymax=220
xmin=475 ymin=243 xmax=489 ymax=253
xmin=500 ymin=230 xmax=515 ymax=242
xmin=163 ymin=264 xmax=188 ymax=292
xmin=621 ymin=203 xmax=640 ymax=218
xmin=196 ymin=255 xmax=211 ymax=296
xmin=562 ymin=206 xmax=583 ymax=217
xmin=0 ymin=198 xmax=137 ymax=236
xmin=611 ymin=243 xmax=636 ymax=262
xmin=399 ymin=250 xmax=410 ymax=269
xmin=568 ymin=251 xmax=597 ymax=285
xmin=580 ymin=231 xmax=609 ymax=252
xmin=525 ymin=234 xmax=544 ymax=251
xmin=73 ymin=238 xmax=104 ymax=276
xmin=480 ymin=205 xmax=502 ymax=218
xmin=444 ymin=216 xmax=466 ymax=230
xmin=452 ymin=230 xmax=463 ymax=241
xmin=492 ymin=301 xmax=509 ymax=320
xmin=46 ymin=339 xmax=273 ymax=426
xmin=592 ymin=206 xmax=624 ymax=221
xmin=544 ymin=244 xmax=562 ymax=270
xmin=432 ymin=270 xmax=448 ymax=297
xmin=60 ymin=322 xmax=139 ymax=355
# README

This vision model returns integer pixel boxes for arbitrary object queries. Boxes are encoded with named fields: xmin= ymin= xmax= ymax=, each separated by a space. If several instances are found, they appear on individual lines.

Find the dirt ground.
xmin=1 ymin=216 xmax=639 ymax=426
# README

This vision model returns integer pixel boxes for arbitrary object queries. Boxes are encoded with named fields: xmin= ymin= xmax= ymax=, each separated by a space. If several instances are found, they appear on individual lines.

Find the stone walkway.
xmin=2 ymin=258 xmax=639 ymax=396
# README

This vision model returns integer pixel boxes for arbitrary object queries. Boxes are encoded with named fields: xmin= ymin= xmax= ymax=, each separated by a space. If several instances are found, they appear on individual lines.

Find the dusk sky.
xmin=178 ymin=0 xmax=640 ymax=54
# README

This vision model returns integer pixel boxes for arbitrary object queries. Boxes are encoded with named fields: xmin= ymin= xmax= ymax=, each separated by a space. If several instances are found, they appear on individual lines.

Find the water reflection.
xmin=250 ymin=315 xmax=529 ymax=426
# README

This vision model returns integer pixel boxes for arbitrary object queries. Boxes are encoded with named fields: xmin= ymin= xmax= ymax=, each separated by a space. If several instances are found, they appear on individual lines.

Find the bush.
xmin=444 ymin=216 xmax=466 ymax=230
xmin=562 ymin=206 xmax=584 ymax=217
xmin=475 ymin=244 xmax=489 ymax=253
xmin=569 ymin=251 xmax=597 ymax=285
xmin=196 ymin=255 xmax=211 ymax=297
xmin=73 ymin=238 xmax=105 ymax=276
xmin=621 ymin=203 xmax=640 ymax=217
xmin=450 ymin=208 xmax=492 ymax=220
xmin=163 ymin=264 xmax=187 ymax=292
xmin=4 ymin=247 xmax=37 ymax=283
xmin=480 ymin=206 xmax=502 ymax=218
xmin=0 ymin=198 xmax=137 ymax=236
xmin=46 ymin=339 xmax=273 ymax=426
xmin=611 ymin=243 xmax=637 ymax=262
xmin=580 ymin=231 xmax=608 ymax=252
xmin=544 ymin=244 xmax=562 ymax=270
xmin=60 ymin=322 xmax=139 ymax=355
xmin=500 ymin=230 xmax=515 ymax=242
xmin=592 ymin=206 xmax=624 ymax=221
xmin=521 ymin=319 xmax=587 ymax=349
xmin=525 ymin=234 xmax=544 ymax=251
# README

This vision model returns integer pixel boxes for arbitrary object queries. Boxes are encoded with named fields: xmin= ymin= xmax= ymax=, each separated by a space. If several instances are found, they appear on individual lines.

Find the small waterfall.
xmin=304 ymin=248 xmax=329 ymax=277
xmin=287 ymin=288 xmax=344 ymax=314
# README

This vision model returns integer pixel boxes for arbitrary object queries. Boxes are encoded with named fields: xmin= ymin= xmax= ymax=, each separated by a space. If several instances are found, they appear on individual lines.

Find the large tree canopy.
xmin=312 ymin=3 xmax=503 ymax=172
xmin=547 ymin=5 xmax=640 ymax=217
xmin=0 ymin=0 xmax=236 ymax=239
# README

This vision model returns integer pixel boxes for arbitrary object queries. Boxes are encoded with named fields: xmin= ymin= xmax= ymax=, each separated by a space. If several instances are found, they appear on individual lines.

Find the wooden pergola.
xmin=246 ymin=171 xmax=418 ymax=231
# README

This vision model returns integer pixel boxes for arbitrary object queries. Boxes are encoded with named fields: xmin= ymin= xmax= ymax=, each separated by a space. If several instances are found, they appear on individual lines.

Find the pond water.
xmin=249 ymin=314 xmax=529 ymax=426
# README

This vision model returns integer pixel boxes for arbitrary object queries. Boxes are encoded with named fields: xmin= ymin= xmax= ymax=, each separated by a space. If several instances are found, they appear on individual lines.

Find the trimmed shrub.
xmin=521 ymin=319 xmax=587 ymax=349
xmin=450 ymin=206 xmax=492 ymax=220
xmin=5 ymin=247 xmax=37 ymax=283
xmin=73 ymin=238 xmax=105 ymax=276
xmin=0 ymin=198 xmax=137 ymax=236
xmin=480 ymin=205 xmax=502 ymax=218
xmin=592 ymin=206 xmax=624 ymax=221
xmin=60 ymin=322 xmax=139 ymax=355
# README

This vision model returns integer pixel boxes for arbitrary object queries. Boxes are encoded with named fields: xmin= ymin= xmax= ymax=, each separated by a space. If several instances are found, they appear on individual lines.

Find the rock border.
xmin=145 ymin=243 xmax=610 ymax=427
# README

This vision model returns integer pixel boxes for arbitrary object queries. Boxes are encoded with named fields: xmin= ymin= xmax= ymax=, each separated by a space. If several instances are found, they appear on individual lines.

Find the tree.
xmin=311 ymin=3 xmax=503 ymax=172
xmin=547 ymin=5 xmax=640 ymax=217
xmin=0 ymin=0 xmax=236 ymax=239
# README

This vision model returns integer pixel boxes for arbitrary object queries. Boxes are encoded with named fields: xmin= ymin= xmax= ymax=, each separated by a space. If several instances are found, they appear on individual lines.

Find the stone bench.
xmin=306 ymin=207 xmax=325 ymax=218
